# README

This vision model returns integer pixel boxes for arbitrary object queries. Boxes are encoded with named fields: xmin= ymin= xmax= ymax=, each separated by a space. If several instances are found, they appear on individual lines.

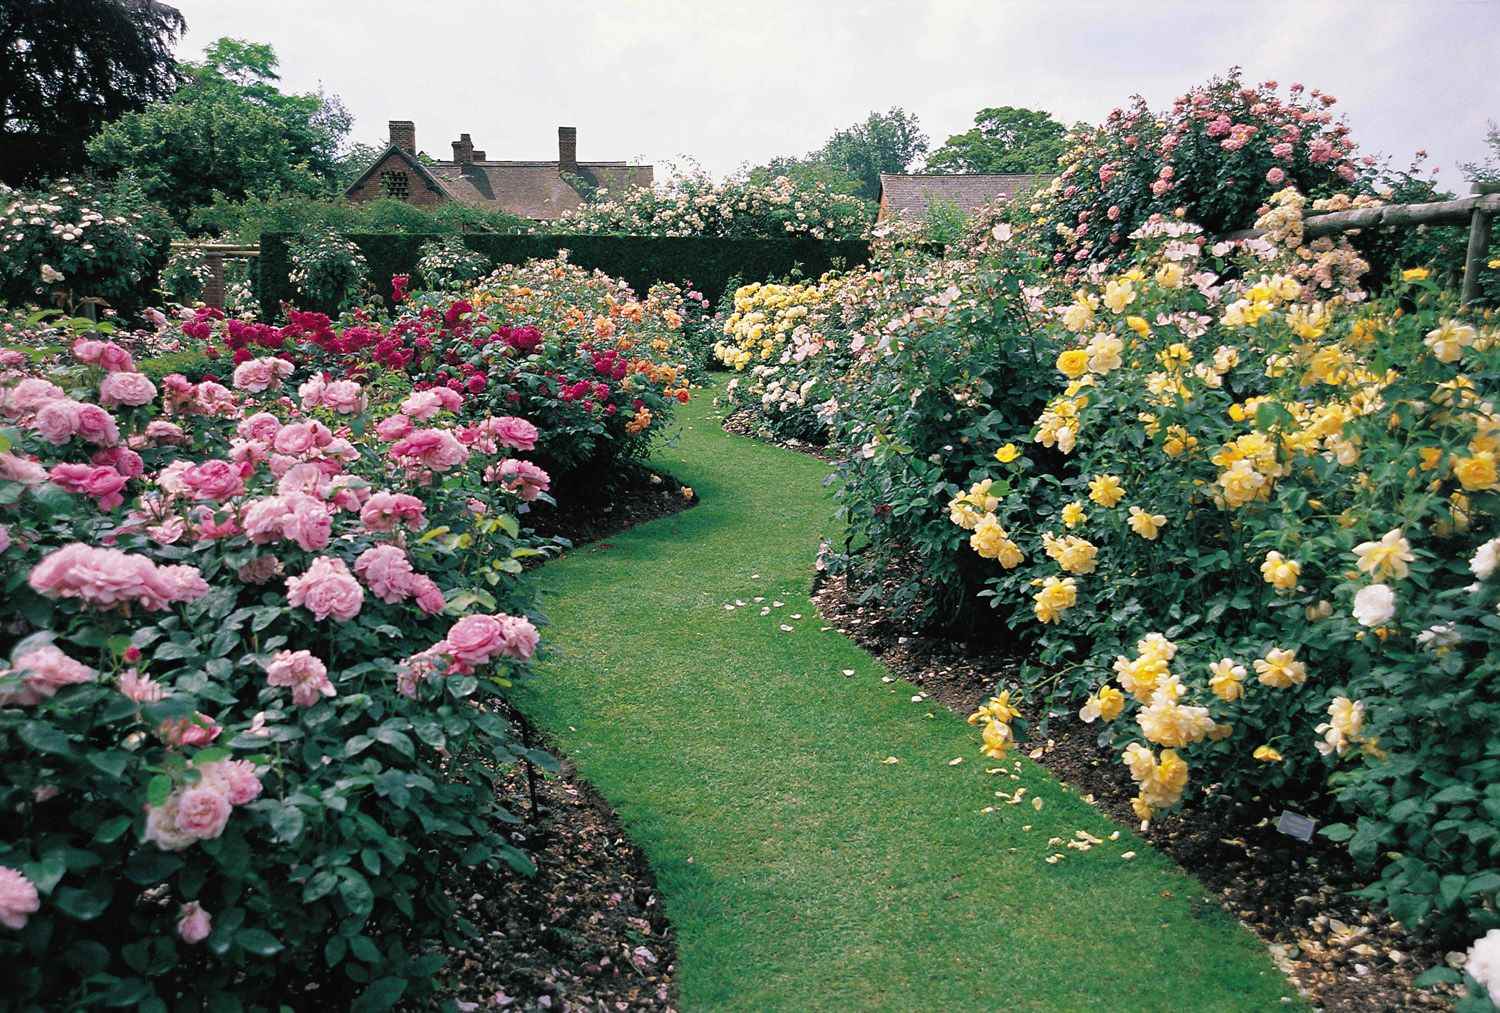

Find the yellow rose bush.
xmin=958 ymin=203 xmax=1500 ymax=937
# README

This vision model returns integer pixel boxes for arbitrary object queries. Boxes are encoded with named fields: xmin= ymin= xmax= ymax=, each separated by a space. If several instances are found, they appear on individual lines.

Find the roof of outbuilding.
xmin=426 ymin=161 xmax=654 ymax=220
xmin=877 ymin=173 xmax=1051 ymax=219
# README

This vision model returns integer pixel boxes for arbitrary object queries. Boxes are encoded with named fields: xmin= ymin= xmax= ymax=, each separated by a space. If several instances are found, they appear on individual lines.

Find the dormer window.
xmin=380 ymin=170 xmax=410 ymax=199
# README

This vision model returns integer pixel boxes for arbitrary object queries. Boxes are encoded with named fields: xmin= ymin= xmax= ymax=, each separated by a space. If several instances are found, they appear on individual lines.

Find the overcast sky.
xmin=176 ymin=0 xmax=1499 ymax=184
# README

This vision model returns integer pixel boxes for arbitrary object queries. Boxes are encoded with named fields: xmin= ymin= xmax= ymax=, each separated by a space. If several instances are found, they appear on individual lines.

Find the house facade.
xmin=345 ymin=121 xmax=653 ymax=221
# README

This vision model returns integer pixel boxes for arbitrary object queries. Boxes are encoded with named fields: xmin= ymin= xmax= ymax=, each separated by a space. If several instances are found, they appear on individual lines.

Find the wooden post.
xmin=1462 ymin=183 xmax=1496 ymax=306
xmin=203 ymin=252 xmax=226 ymax=309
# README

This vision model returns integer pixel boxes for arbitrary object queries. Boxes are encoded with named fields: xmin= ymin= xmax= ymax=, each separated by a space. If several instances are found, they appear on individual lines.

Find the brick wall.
xmin=346 ymin=151 xmax=446 ymax=207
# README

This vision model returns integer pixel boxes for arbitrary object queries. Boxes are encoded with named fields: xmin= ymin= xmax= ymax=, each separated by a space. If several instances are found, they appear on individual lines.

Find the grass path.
xmin=515 ymin=382 xmax=1294 ymax=1011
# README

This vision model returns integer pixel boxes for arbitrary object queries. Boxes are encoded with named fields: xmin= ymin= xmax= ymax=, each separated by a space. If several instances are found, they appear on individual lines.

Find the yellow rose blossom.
xmin=1126 ymin=315 xmax=1151 ymax=338
xmin=1353 ymin=528 xmax=1415 ymax=581
xmin=1102 ymin=278 xmax=1136 ymax=313
xmin=1123 ymin=743 xmax=1188 ymax=818
xmin=1127 ymin=506 xmax=1167 ymax=540
xmin=1061 ymin=292 xmax=1098 ymax=333
xmin=1032 ymin=575 xmax=1078 ymax=624
xmin=1208 ymin=659 xmax=1246 ymax=701
xmin=1424 ymin=319 xmax=1476 ymax=363
xmin=1259 ymin=551 xmax=1301 ymax=593
xmin=970 ymin=514 xmax=1024 ymax=568
xmin=1056 ymin=348 xmax=1090 ymax=379
xmin=1079 ymin=685 xmax=1125 ymax=724
xmin=947 ymin=479 xmax=1001 ymax=530
xmin=1060 ymin=501 xmax=1087 ymax=528
xmin=1155 ymin=261 xmax=1185 ymax=289
xmin=1162 ymin=425 xmax=1197 ymax=457
xmin=1085 ymin=333 xmax=1124 ymax=374
xmin=1315 ymin=696 xmax=1366 ymax=756
xmin=1453 ymin=451 xmax=1499 ymax=491
xmin=1254 ymin=647 xmax=1307 ymax=688
xmin=994 ymin=443 xmax=1020 ymax=463
xmin=1088 ymin=474 xmax=1125 ymax=507
xmin=1042 ymin=532 xmax=1098 ymax=574
xmin=980 ymin=718 xmax=1014 ymax=760
xmin=1401 ymin=267 xmax=1430 ymax=281
xmin=968 ymin=691 xmax=1021 ymax=726
xmin=1252 ymin=745 xmax=1283 ymax=762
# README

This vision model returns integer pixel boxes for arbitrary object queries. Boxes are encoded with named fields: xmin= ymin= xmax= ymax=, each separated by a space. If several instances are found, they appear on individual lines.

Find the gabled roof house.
xmin=345 ymin=121 xmax=653 ymax=221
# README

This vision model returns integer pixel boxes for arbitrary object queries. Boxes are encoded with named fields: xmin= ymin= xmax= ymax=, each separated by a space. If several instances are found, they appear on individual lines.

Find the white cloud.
xmin=176 ymin=0 xmax=1499 ymax=181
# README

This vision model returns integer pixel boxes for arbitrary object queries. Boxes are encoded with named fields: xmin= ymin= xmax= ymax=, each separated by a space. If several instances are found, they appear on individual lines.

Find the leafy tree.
xmin=747 ymin=155 xmax=865 ymax=197
xmin=926 ymin=106 xmax=1069 ymax=175
xmin=86 ymin=37 xmax=352 ymax=222
xmin=0 ymin=0 xmax=185 ymax=184
xmin=811 ymin=108 xmax=928 ymax=200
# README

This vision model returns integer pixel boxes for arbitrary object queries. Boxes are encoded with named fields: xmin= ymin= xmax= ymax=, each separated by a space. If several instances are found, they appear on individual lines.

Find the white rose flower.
xmin=1470 ymin=537 xmax=1500 ymax=580
xmin=1466 ymin=929 xmax=1500 ymax=1003
xmin=1352 ymin=583 xmax=1396 ymax=627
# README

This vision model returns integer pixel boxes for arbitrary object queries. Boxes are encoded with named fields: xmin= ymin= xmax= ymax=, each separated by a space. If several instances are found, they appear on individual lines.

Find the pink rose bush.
xmin=0 ymin=318 xmax=556 ymax=1007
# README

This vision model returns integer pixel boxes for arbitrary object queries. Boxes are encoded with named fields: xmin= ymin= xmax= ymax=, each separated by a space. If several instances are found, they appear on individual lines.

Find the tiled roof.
xmin=878 ymin=173 xmax=1051 ymax=219
xmin=427 ymin=161 xmax=654 ymax=220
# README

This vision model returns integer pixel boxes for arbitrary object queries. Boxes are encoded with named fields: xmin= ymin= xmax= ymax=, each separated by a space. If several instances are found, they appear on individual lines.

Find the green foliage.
xmin=811 ymin=107 xmax=929 ymax=201
xmin=0 ymin=0 xmax=184 ymax=184
xmin=0 ymin=176 xmax=175 ymax=317
xmin=258 ymin=233 xmax=871 ymax=318
xmin=287 ymin=230 xmax=371 ymax=313
xmin=922 ymin=198 xmax=969 ymax=245
xmin=926 ymin=106 xmax=1070 ymax=175
xmin=157 ymin=247 xmax=212 ymax=304
xmin=415 ymin=237 xmax=493 ymax=291
xmin=85 ymin=37 xmax=352 ymax=222
xmin=188 ymin=194 xmax=527 ymax=244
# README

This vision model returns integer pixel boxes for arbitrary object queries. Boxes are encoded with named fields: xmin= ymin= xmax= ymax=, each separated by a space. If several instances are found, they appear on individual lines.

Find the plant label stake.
xmin=1275 ymin=809 xmax=1317 ymax=843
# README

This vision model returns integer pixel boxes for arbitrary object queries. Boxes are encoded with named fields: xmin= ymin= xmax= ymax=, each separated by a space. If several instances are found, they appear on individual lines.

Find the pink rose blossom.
xmin=391 ymin=428 xmax=469 ymax=472
xmin=354 ymin=544 xmax=415 ymax=604
xmin=3 ymin=378 xmax=65 ymax=417
xmin=360 ymin=491 xmax=428 ymax=532
xmin=409 ymin=575 xmax=446 ymax=614
xmin=489 ymin=416 xmax=539 ymax=452
xmin=1266 ymin=167 xmax=1286 ymax=184
xmin=193 ymin=381 xmax=237 ymax=417
xmin=375 ymin=414 xmax=413 ymax=441
xmin=272 ymin=421 xmax=332 ymax=456
xmin=144 ymin=420 xmax=187 ymax=444
xmin=285 ymin=556 xmax=363 ymax=621
xmin=0 ymin=524 xmax=8 ymax=553
xmin=31 ymin=398 xmax=84 ymax=443
xmin=75 ymin=403 xmax=120 ymax=447
xmin=159 ymin=713 xmax=221 ymax=748
xmin=237 ymin=412 xmax=282 ymax=443
xmin=177 ymin=901 xmax=212 ymax=944
xmin=1 ymin=645 xmax=96 ymax=706
xmin=28 ymin=543 xmax=207 ymax=610
xmin=0 ymin=867 xmax=40 ymax=930
xmin=98 ymin=371 xmax=157 ymax=408
xmin=321 ymin=380 xmax=365 ymax=414
xmin=49 ymin=463 xmax=128 ymax=510
xmin=263 ymin=649 xmax=336 ymax=706
xmin=199 ymin=759 xmax=262 ymax=806
xmin=174 ymin=785 xmax=232 ymax=840
xmin=97 ymin=343 xmax=135 ymax=373
xmin=492 ymin=459 xmax=551 ymax=502
xmin=92 ymin=446 xmax=144 ymax=478
xmin=119 ymin=668 xmax=165 ymax=703
xmin=231 ymin=356 xmax=294 ymax=393
xmin=181 ymin=459 xmax=246 ymax=502
xmin=0 ymin=452 xmax=47 ymax=485
xmin=445 ymin=613 xmax=539 ymax=666
xmin=242 ymin=492 xmax=332 ymax=551
xmin=72 ymin=338 xmax=105 ymax=364
xmin=400 ymin=390 xmax=444 ymax=420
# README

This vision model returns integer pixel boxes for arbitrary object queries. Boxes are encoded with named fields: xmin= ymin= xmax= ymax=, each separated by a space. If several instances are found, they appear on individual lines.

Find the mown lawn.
xmin=516 ymin=379 xmax=1296 ymax=1011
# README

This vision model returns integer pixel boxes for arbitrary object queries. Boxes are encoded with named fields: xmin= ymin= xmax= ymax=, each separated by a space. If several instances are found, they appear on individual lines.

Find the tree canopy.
xmin=86 ymin=36 xmax=352 ymax=222
xmin=926 ymin=106 xmax=1068 ymax=175
xmin=811 ymin=107 xmax=929 ymax=200
xmin=0 ymin=0 xmax=185 ymax=184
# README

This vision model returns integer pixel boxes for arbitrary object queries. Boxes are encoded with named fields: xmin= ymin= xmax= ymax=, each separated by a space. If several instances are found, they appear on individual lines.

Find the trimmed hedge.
xmin=258 ymin=233 xmax=871 ymax=317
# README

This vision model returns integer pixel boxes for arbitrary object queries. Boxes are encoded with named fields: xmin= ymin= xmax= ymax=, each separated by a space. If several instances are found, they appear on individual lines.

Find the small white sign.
xmin=1276 ymin=809 xmax=1317 ymax=842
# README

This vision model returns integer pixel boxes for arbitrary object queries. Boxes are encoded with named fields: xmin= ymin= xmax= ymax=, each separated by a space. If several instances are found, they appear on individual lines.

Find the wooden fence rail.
xmin=168 ymin=241 xmax=261 ymax=310
xmin=1226 ymin=184 xmax=1499 ymax=304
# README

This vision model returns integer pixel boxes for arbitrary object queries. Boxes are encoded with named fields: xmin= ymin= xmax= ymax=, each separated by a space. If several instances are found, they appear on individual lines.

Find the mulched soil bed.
xmin=424 ymin=761 xmax=676 ymax=1012
xmin=525 ymin=467 xmax=697 ymax=551
xmin=811 ymin=570 xmax=1463 ymax=1012
xmin=719 ymin=408 xmax=839 ymax=463
xmin=418 ymin=468 xmax=691 ymax=1012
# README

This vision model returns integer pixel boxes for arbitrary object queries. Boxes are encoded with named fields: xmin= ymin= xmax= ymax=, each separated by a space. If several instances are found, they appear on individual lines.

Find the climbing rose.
xmin=0 ymin=867 xmax=40 ymax=930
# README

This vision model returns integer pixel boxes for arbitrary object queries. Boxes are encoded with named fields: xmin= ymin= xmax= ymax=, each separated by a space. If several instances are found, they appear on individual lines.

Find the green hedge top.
xmin=258 ymin=233 xmax=872 ymax=317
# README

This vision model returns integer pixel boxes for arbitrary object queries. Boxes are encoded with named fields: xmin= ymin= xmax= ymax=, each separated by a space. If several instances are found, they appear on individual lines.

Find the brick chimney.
xmin=471 ymin=149 xmax=486 ymax=161
xmin=389 ymin=120 xmax=415 ymax=154
xmin=558 ymin=126 xmax=577 ymax=170
xmin=452 ymin=133 xmax=474 ymax=165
